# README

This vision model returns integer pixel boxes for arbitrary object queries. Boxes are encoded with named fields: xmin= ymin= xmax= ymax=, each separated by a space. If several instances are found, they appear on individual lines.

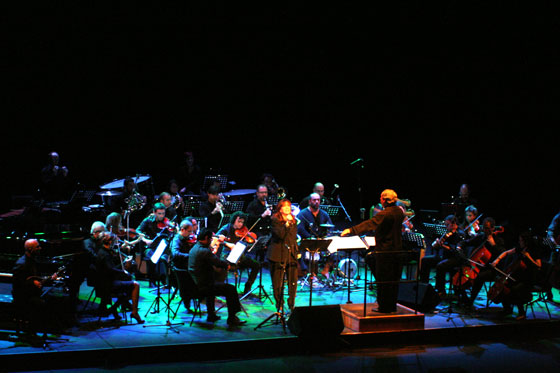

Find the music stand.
xmin=321 ymin=205 xmax=342 ymax=220
xmin=299 ymin=238 xmax=332 ymax=306
xmin=327 ymin=236 xmax=371 ymax=304
xmin=202 ymin=175 xmax=228 ymax=193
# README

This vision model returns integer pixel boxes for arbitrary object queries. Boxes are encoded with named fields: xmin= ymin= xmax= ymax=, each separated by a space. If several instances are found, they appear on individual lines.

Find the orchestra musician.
xmin=39 ymin=151 xmax=70 ymax=201
xmin=457 ymin=217 xmax=506 ymax=308
xmin=546 ymin=210 xmax=560 ymax=301
xmin=170 ymin=218 xmax=197 ymax=313
xmin=95 ymin=232 xmax=144 ymax=324
xmin=136 ymin=202 xmax=177 ymax=286
xmin=167 ymin=179 xmax=185 ymax=218
xmin=266 ymin=199 xmax=299 ymax=313
xmin=246 ymin=184 xmax=273 ymax=237
xmin=188 ymin=228 xmax=247 ymax=327
xmin=460 ymin=205 xmax=481 ymax=238
xmin=298 ymin=182 xmax=333 ymax=210
xmin=157 ymin=191 xmax=179 ymax=221
xmin=490 ymin=231 xmax=542 ymax=320
xmin=199 ymin=184 xmax=225 ymax=234
xmin=419 ymin=215 xmax=466 ymax=299
xmin=297 ymin=192 xmax=334 ymax=280
xmin=216 ymin=211 xmax=261 ymax=296
xmin=342 ymin=189 xmax=404 ymax=313
xmin=11 ymin=239 xmax=70 ymax=328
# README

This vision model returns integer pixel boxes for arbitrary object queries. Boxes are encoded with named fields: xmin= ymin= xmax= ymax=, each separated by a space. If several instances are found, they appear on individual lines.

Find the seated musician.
xmin=245 ymin=184 xmax=273 ymax=237
xmin=490 ymin=231 xmax=542 ymax=320
xmin=188 ymin=228 xmax=247 ymax=327
xmin=170 ymin=218 xmax=197 ymax=312
xmin=95 ymin=232 xmax=144 ymax=324
xmin=157 ymin=191 xmax=179 ymax=221
xmin=460 ymin=205 xmax=481 ymax=238
xmin=457 ymin=217 xmax=506 ymax=308
xmin=216 ymin=211 xmax=261 ymax=296
xmin=12 ymin=239 xmax=71 ymax=328
xmin=297 ymin=193 xmax=334 ymax=280
xmin=419 ymin=215 xmax=466 ymax=298
xmin=298 ymin=182 xmax=332 ymax=210
xmin=546 ymin=210 xmax=560 ymax=301
xmin=136 ymin=202 xmax=176 ymax=286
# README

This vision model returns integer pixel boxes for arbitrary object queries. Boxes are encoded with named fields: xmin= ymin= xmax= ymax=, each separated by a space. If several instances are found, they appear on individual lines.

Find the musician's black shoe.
xmin=206 ymin=313 xmax=221 ymax=323
xmin=227 ymin=315 xmax=247 ymax=327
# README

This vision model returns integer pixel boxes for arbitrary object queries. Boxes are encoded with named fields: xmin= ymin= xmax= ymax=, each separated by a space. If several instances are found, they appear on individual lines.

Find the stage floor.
xmin=1 ymin=268 xmax=559 ymax=371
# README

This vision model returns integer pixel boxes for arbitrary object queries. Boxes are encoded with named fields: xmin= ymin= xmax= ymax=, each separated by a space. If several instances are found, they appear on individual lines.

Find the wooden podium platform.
xmin=340 ymin=303 xmax=425 ymax=333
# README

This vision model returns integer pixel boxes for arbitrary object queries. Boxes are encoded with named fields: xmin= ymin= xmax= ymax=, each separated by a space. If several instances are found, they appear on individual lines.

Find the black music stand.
xmin=202 ymin=175 xmax=228 ymax=193
xmin=299 ymin=238 xmax=332 ymax=306
xmin=239 ymin=236 xmax=273 ymax=304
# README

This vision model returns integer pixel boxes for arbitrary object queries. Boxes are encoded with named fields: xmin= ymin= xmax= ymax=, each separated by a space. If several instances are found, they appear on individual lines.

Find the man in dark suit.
xmin=342 ymin=189 xmax=405 ymax=313
xmin=188 ymin=228 xmax=246 ymax=327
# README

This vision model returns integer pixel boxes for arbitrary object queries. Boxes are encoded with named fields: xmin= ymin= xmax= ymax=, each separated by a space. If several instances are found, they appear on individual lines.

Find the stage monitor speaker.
xmin=397 ymin=282 xmax=440 ymax=311
xmin=287 ymin=305 xmax=344 ymax=338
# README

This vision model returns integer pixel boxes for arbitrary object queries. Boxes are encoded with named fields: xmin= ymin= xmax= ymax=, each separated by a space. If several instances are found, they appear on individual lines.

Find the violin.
xmin=157 ymin=217 xmax=177 ymax=232
xmin=234 ymin=226 xmax=257 ymax=244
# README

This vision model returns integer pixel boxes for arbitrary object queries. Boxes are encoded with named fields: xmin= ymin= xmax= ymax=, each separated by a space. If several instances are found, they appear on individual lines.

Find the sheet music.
xmin=226 ymin=241 xmax=247 ymax=264
xmin=151 ymin=239 xmax=168 ymax=264
xmin=325 ymin=236 xmax=375 ymax=253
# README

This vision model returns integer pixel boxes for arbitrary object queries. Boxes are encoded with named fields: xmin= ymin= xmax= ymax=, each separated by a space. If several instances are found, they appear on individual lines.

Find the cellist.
xmin=456 ymin=217 xmax=506 ymax=308
xmin=490 ymin=231 xmax=542 ymax=320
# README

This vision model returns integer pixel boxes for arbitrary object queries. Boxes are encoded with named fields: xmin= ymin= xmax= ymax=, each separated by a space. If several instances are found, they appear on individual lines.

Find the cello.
xmin=452 ymin=226 xmax=504 ymax=288
xmin=487 ymin=249 xmax=526 ymax=304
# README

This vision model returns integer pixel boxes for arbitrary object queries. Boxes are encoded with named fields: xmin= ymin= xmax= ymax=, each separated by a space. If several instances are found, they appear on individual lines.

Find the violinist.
xmin=136 ymin=202 xmax=177 ymax=286
xmin=216 ymin=211 xmax=261 ymax=296
xmin=246 ymin=184 xmax=273 ymax=237
xmin=490 ymin=231 xmax=542 ymax=320
xmin=157 ymin=191 xmax=179 ymax=221
xmin=188 ymin=228 xmax=247 ymax=327
xmin=95 ymin=232 xmax=144 ymax=324
xmin=419 ymin=215 xmax=466 ymax=298
xmin=170 ymin=219 xmax=197 ymax=313
xmin=460 ymin=205 xmax=481 ymax=238
xmin=199 ymin=184 xmax=225 ymax=233
xmin=457 ymin=217 xmax=506 ymax=308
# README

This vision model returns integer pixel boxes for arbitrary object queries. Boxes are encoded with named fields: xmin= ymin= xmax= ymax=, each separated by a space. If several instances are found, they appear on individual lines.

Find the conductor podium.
xmin=296 ymin=235 xmax=426 ymax=334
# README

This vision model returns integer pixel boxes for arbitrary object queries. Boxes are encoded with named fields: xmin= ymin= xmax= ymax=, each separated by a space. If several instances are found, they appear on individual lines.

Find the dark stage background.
xmin=2 ymin=4 xmax=559 ymax=240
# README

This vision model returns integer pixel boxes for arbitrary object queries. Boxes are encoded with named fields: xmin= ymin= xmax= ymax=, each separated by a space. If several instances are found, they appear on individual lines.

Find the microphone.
xmin=350 ymin=158 xmax=363 ymax=165
xmin=330 ymin=184 xmax=340 ymax=197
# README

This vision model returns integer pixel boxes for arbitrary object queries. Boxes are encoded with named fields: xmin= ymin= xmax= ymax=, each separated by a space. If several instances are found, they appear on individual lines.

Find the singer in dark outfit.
xmin=266 ymin=199 xmax=299 ymax=312
xmin=342 ymin=189 xmax=404 ymax=313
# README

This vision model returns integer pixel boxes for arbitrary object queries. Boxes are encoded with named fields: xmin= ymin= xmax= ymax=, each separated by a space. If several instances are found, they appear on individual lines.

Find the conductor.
xmin=341 ymin=189 xmax=404 ymax=313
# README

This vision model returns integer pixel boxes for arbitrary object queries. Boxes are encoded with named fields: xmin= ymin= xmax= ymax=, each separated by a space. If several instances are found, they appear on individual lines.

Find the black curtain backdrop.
xmin=2 ymin=3 xmax=558 ymax=238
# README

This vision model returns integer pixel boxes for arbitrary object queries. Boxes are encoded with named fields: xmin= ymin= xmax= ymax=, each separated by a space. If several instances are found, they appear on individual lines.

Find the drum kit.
xmin=94 ymin=175 xmax=152 ymax=211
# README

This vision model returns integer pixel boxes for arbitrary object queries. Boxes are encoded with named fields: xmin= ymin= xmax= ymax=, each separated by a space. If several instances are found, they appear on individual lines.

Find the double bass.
xmin=452 ymin=226 xmax=504 ymax=288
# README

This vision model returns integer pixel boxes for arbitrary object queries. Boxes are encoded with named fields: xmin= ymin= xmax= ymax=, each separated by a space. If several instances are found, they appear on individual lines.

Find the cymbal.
xmin=97 ymin=190 xmax=122 ymax=197
xmin=100 ymin=175 xmax=151 ymax=190
xmin=320 ymin=223 xmax=335 ymax=228
xmin=223 ymin=189 xmax=256 ymax=196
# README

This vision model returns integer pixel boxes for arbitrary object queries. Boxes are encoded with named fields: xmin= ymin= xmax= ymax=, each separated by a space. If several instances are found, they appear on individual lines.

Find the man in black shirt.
xmin=342 ymin=189 xmax=404 ymax=313
xmin=199 ymin=185 xmax=225 ymax=234
xmin=170 ymin=219 xmax=197 ymax=312
xmin=188 ymin=228 xmax=246 ymax=327
xmin=245 ymin=184 xmax=273 ymax=237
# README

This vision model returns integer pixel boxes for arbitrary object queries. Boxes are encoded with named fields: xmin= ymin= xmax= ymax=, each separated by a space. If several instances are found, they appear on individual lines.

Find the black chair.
xmin=83 ymin=266 xmax=129 ymax=323
xmin=172 ymin=266 xmax=204 ymax=326
xmin=526 ymin=263 xmax=554 ymax=319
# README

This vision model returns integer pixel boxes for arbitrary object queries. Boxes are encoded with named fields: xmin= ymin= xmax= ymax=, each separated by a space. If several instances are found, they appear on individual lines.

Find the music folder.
xmin=326 ymin=235 xmax=375 ymax=253
xmin=226 ymin=241 xmax=247 ymax=264
xmin=151 ymin=239 xmax=168 ymax=264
